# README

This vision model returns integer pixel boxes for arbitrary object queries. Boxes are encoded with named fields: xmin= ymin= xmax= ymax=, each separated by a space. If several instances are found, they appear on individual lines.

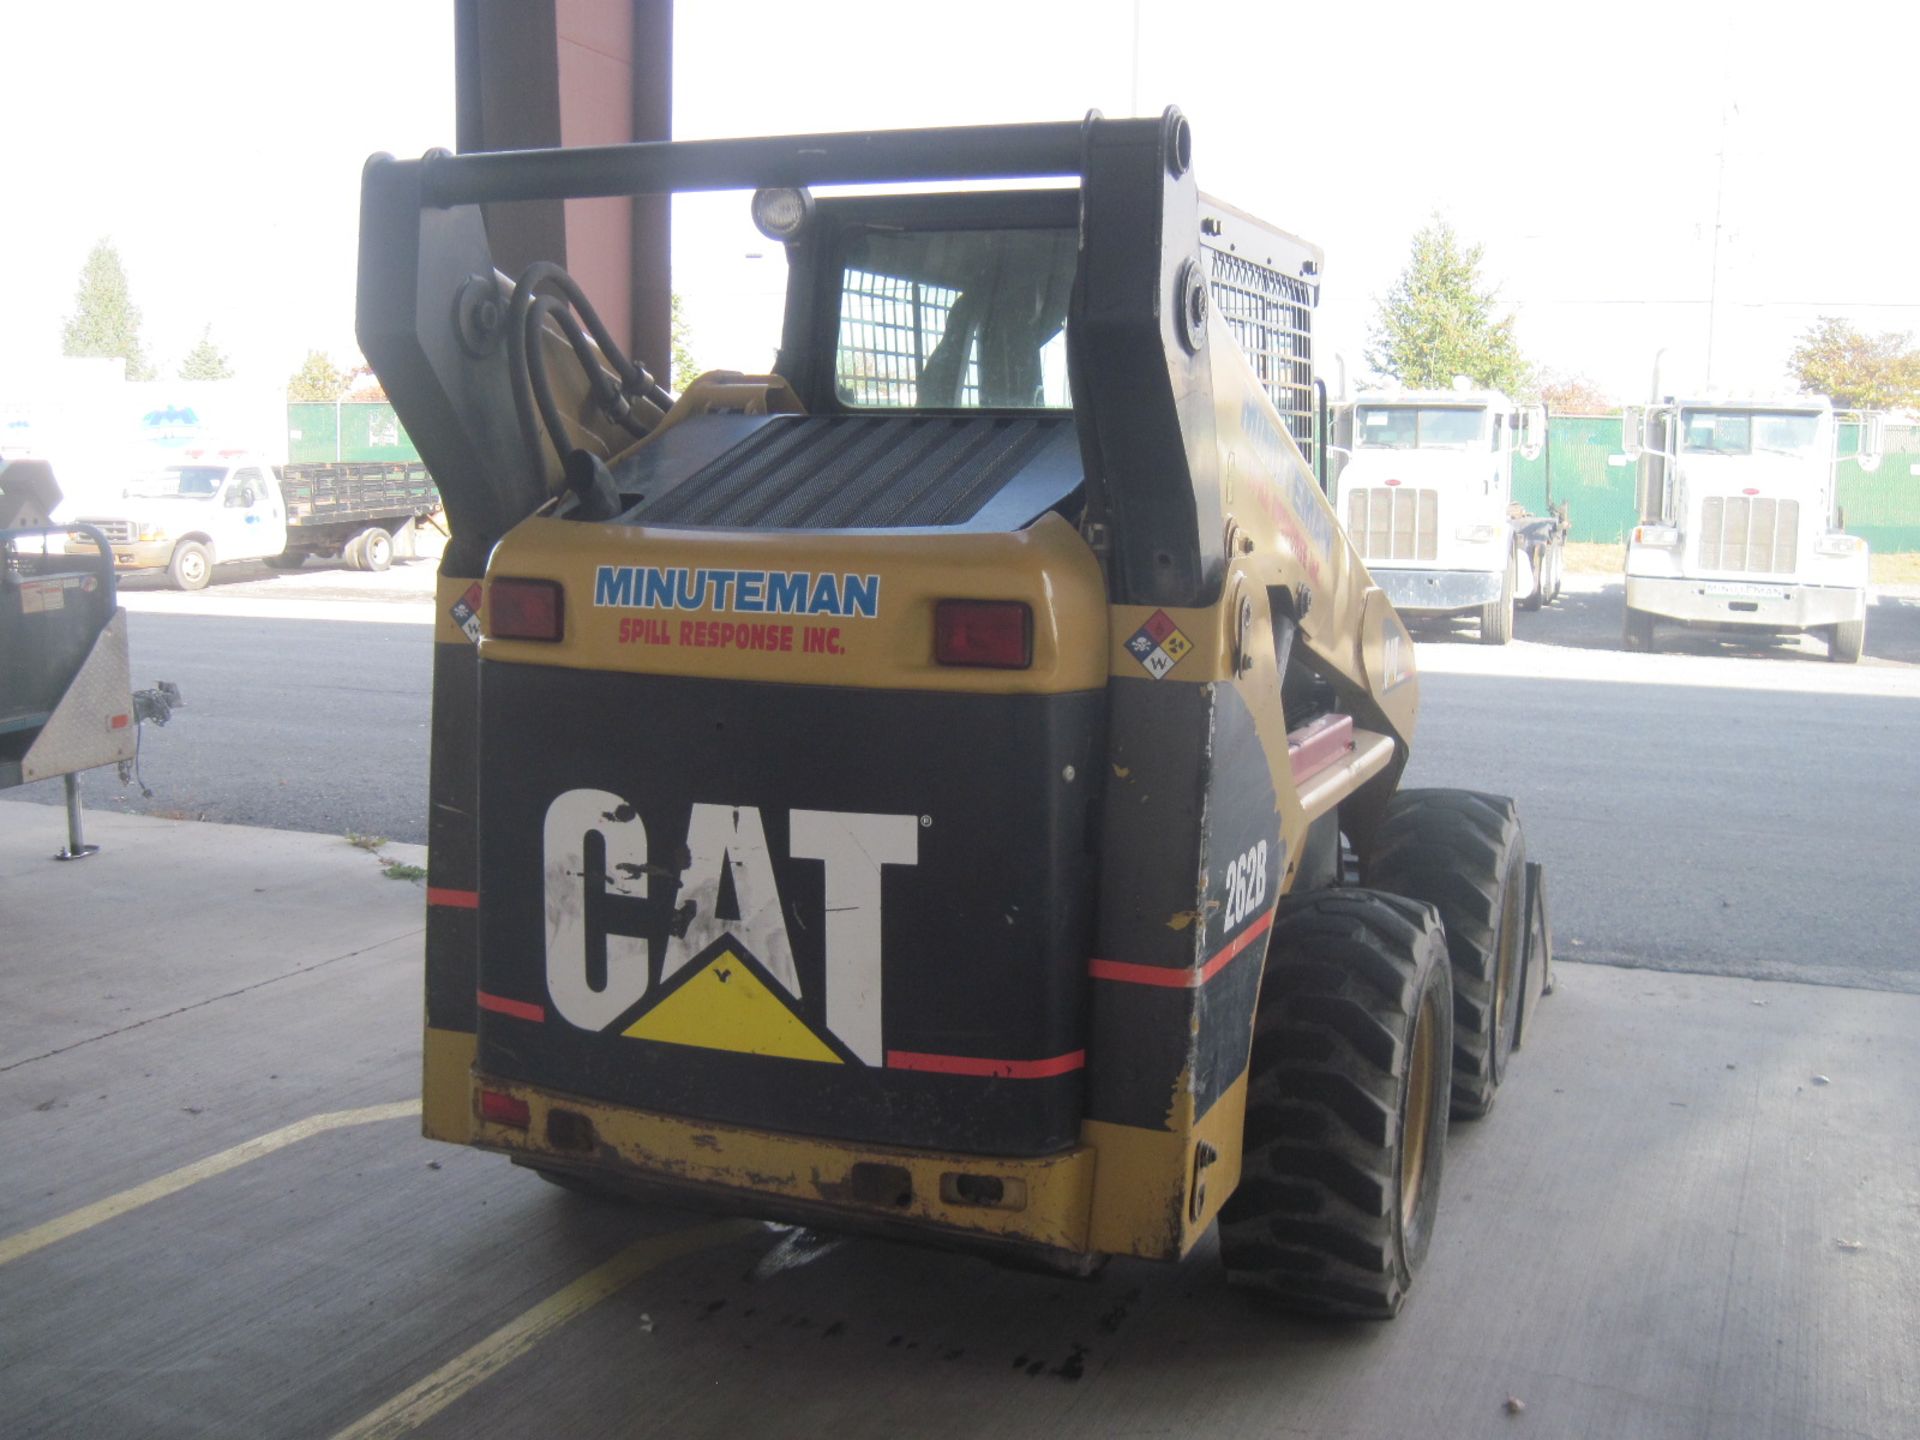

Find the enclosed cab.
xmin=1331 ymin=387 xmax=1556 ymax=644
xmin=1620 ymin=395 xmax=1881 ymax=661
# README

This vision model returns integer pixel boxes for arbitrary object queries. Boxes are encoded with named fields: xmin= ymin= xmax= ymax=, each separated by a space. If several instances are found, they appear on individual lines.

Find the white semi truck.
xmin=1619 ymin=395 xmax=1881 ymax=661
xmin=1331 ymin=386 xmax=1564 ymax=644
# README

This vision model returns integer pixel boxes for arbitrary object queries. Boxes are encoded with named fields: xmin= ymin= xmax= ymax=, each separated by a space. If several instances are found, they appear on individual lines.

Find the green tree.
xmin=287 ymin=350 xmax=348 ymax=402
xmin=1367 ymin=216 xmax=1530 ymax=395
xmin=178 ymin=325 xmax=234 ymax=381
xmin=62 ymin=238 xmax=155 ymax=380
xmin=1788 ymin=317 xmax=1920 ymax=412
xmin=671 ymin=292 xmax=700 ymax=391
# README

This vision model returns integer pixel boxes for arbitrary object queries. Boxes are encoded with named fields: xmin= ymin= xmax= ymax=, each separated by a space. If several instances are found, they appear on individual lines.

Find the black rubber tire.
xmin=1519 ymin=547 xmax=1544 ymax=612
xmin=262 ymin=550 xmax=307 ymax=570
xmin=341 ymin=532 xmax=367 ymax=571
xmin=1828 ymin=617 xmax=1864 ymax=664
xmin=358 ymin=527 xmax=394 ymax=572
xmin=1622 ymin=606 xmax=1655 ymax=652
xmin=167 ymin=539 xmax=212 ymax=591
xmin=1218 ymin=889 xmax=1453 ymax=1320
xmin=1478 ymin=561 xmax=1514 ymax=644
xmin=1366 ymin=789 xmax=1526 ymax=1120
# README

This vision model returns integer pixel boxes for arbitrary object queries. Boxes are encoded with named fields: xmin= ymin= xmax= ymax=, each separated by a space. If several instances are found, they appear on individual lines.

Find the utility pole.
xmin=1129 ymin=0 xmax=1142 ymax=116
xmin=1704 ymin=104 xmax=1732 ymax=390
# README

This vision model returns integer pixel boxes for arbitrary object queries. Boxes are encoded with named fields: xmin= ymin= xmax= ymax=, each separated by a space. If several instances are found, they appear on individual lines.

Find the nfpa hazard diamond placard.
xmin=1126 ymin=610 xmax=1192 ymax=680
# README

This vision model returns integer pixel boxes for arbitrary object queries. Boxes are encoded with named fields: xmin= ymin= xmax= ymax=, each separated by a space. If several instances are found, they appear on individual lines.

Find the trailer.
xmin=2 ymin=459 xmax=179 ymax=857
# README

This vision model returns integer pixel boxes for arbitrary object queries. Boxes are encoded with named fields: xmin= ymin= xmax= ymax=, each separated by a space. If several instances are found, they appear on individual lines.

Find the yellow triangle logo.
xmin=622 ymin=948 xmax=843 ymax=1064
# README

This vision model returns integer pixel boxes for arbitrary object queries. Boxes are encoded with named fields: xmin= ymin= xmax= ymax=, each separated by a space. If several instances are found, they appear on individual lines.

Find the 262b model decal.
xmin=1222 ymin=839 xmax=1269 ymax=933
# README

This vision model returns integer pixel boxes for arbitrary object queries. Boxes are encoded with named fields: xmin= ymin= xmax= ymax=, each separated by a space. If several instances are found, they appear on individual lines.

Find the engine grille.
xmin=73 ymin=519 xmax=134 ymax=544
xmin=1697 ymin=496 xmax=1799 ymax=574
xmin=1345 ymin=486 xmax=1439 ymax=562
xmin=628 ymin=414 xmax=1078 ymax=530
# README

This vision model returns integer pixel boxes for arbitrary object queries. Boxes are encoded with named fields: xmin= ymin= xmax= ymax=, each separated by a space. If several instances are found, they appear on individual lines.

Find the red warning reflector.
xmin=933 ymin=600 xmax=1032 ymax=669
xmin=109 ymin=714 xmax=130 ymax=730
xmin=1384 ymin=477 xmax=1402 ymax=487
xmin=480 ymin=1089 xmax=531 ymax=1127
xmin=489 ymin=578 xmax=564 ymax=641
xmin=1742 ymin=487 xmax=1760 ymax=496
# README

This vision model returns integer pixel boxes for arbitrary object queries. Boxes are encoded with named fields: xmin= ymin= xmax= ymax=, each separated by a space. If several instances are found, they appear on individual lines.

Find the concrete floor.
xmin=3 ymin=803 xmax=1916 ymax=1439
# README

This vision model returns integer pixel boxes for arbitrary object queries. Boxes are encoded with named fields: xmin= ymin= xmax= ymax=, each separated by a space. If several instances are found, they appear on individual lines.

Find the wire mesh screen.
xmin=1205 ymin=249 xmax=1315 ymax=466
xmin=836 ymin=269 xmax=978 ymax=406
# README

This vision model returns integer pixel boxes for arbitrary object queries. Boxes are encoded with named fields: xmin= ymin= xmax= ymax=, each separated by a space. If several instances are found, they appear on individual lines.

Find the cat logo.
xmin=542 ymin=790 xmax=919 ymax=1066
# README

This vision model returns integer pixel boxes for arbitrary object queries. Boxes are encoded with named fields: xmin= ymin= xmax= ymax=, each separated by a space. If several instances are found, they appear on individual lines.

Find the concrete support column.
xmin=454 ymin=0 xmax=672 ymax=380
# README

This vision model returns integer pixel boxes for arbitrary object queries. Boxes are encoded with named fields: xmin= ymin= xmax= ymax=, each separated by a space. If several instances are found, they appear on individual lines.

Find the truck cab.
xmin=1620 ymin=396 xmax=1879 ymax=661
xmin=1331 ymin=387 xmax=1551 ymax=643
xmin=71 ymin=453 xmax=288 ymax=590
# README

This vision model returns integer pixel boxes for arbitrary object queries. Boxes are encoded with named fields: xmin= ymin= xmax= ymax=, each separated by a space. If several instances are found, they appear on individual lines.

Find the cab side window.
xmin=226 ymin=468 xmax=263 ymax=508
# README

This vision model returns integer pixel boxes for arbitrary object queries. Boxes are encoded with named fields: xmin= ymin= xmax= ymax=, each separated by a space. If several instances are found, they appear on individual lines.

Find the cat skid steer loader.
xmin=358 ymin=110 xmax=1552 ymax=1317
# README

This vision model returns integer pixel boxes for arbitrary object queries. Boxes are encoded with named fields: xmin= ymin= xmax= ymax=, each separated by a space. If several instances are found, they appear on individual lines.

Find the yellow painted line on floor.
xmin=329 ymin=1220 xmax=753 ymax=1440
xmin=0 ymin=1099 xmax=421 ymax=1267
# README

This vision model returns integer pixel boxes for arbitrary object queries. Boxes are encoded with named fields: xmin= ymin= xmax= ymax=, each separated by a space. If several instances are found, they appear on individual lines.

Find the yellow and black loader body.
xmin=358 ymin=113 xmax=1438 ymax=1276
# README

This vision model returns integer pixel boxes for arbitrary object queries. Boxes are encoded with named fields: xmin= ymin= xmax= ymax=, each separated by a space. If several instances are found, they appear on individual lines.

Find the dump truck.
xmin=360 ymin=111 xmax=1552 ymax=1317
xmin=1330 ymin=385 xmax=1564 ymax=644
xmin=1620 ymin=387 xmax=1881 ymax=660
xmin=65 ymin=455 xmax=440 ymax=589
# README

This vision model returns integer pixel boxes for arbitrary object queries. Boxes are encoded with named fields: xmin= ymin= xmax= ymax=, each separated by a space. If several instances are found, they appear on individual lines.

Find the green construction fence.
xmin=1514 ymin=417 xmax=1919 ymax=552
xmin=286 ymin=402 xmax=421 ymax=464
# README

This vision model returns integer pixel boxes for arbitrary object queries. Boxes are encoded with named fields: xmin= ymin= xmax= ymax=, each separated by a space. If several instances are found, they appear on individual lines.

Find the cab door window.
xmin=224 ymin=468 xmax=264 ymax=508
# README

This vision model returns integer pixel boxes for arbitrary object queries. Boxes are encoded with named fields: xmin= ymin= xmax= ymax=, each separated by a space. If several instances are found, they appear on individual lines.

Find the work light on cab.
xmin=933 ymin=599 xmax=1032 ymax=669
xmin=488 ymin=578 xmax=565 ymax=641
xmin=751 ymin=186 xmax=815 ymax=242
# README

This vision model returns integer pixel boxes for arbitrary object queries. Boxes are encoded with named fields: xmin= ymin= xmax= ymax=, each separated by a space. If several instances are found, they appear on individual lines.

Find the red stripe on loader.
xmin=477 ymin=991 xmax=545 ymax=1023
xmin=885 ymin=1049 xmax=1086 ymax=1079
xmin=1088 ymin=906 xmax=1275 ymax=987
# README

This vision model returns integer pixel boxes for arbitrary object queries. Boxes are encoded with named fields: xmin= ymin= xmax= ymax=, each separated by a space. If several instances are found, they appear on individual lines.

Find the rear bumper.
xmin=1372 ymin=567 xmax=1504 ymax=615
xmin=471 ymin=1065 xmax=1103 ymax=1265
xmin=1625 ymin=575 xmax=1864 ymax=631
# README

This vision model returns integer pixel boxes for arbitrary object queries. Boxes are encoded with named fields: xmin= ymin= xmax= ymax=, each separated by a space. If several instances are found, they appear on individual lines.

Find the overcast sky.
xmin=4 ymin=0 xmax=1916 ymax=404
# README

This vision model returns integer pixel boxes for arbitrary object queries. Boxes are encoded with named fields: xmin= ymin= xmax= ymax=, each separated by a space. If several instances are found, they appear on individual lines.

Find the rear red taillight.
xmin=488 ymin=578 xmax=564 ymax=641
xmin=480 ymin=1089 xmax=531 ymax=1127
xmin=933 ymin=600 xmax=1032 ymax=669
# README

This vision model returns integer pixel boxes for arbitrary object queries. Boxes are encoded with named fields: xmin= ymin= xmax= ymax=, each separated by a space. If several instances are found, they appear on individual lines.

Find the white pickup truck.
xmin=1331 ymin=386 xmax=1565 ymax=644
xmin=67 ymin=454 xmax=440 ymax=590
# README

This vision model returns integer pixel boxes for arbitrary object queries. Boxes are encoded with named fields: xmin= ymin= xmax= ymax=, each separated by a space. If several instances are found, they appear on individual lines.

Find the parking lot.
xmin=5 ymin=571 xmax=1920 ymax=1438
